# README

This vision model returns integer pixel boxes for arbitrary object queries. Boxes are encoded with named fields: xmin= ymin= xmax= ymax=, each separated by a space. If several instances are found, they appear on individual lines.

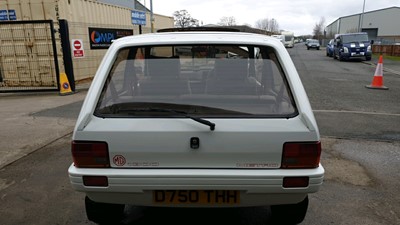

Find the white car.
xmin=68 ymin=29 xmax=324 ymax=224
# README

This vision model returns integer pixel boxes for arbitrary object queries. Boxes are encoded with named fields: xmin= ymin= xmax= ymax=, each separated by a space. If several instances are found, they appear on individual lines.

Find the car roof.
xmin=112 ymin=31 xmax=283 ymax=48
xmin=341 ymin=32 xmax=367 ymax=35
xmin=335 ymin=32 xmax=367 ymax=38
xmin=157 ymin=27 xmax=240 ymax=33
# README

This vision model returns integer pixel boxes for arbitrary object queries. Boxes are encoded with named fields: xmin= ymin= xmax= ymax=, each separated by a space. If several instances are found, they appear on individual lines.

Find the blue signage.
xmin=0 ymin=10 xmax=8 ymax=20
xmin=131 ymin=10 xmax=146 ymax=25
xmin=89 ymin=27 xmax=133 ymax=49
xmin=0 ymin=9 xmax=17 ymax=21
xmin=8 ymin=10 xmax=16 ymax=20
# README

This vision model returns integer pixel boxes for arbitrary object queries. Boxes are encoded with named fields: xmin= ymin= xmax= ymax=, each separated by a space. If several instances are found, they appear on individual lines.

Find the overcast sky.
xmin=143 ymin=0 xmax=399 ymax=36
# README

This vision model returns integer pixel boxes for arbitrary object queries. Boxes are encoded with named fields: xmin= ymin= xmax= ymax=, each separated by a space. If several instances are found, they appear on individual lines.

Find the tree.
xmin=255 ymin=18 xmax=279 ymax=33
xmin=173 ymin=10 xmax=199 ymax=28
xmin=218 ymin=16 xmax=236 ymax=26
xmin=313 ymin=17 xmax=325 ymax=40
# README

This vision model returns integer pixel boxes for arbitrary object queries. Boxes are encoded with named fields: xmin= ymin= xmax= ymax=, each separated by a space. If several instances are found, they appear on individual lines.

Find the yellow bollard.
xmin=59 ymin=72 xmax=74 ymax=95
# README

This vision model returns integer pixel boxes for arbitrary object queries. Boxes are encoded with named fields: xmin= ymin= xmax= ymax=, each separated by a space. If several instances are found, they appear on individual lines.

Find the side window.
xmin=98 ymin=48 xmax=141 ymax=109
xmin=109 ymin=49 xmax=131 ymax=93
xmin=151 ymin=46 xmax=174 ymax=57
xmin=134 ymin=48 xmax=145 ymax=79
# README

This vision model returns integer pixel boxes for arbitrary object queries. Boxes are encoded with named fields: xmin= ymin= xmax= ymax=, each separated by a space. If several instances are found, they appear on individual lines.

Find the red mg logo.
xmin=113 ymin=155 xmax=126 ymax=166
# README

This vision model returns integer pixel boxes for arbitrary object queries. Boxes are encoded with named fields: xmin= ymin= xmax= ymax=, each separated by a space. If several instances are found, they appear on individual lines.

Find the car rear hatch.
xmin=74 ymin=115 xmax=317 ymax=169
xmin=73 ymin=43 xmax=320 ymax=170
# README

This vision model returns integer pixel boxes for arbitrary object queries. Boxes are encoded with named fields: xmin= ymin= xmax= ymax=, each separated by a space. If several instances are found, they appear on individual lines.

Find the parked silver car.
xmin=307 ymin=39 xmax=320 ymax=50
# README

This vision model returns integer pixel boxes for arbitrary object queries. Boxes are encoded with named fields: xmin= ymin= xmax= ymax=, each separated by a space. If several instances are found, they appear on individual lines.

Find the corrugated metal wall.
xmin=326 ymin=7 xmax=400 ymax=40
xmin=0 ymin=21 xmax=58 ymax=89
xmin=339 ymin=15 xmax=360 ymax=33
xmin=58 ymin=0 xmax=136 ymax=81
xmin=0 ymin=1 xmax=61 ymax=90
xmin=361 ymin=8 xmax=400 ymax=36
xmin=58 ymin=0 xmax=174 ymax=81
xmin=0 ymin=0 xmax=174 ymax=85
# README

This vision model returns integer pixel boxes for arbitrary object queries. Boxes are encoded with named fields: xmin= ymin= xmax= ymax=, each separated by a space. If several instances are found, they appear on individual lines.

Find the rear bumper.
xmin=68 ymin=164 xmax=324 ymax=207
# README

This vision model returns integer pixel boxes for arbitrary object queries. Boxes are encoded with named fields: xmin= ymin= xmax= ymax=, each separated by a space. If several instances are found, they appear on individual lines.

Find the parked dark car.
xmin=333 ymin=32 xmax=372 ymax=61
xmin=326 ymin=39 xmax=334 ymax=57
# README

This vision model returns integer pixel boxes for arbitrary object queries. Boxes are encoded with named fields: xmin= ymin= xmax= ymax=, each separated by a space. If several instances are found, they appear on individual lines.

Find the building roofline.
xmin=326 ymin=6 xmax=400 ymax=27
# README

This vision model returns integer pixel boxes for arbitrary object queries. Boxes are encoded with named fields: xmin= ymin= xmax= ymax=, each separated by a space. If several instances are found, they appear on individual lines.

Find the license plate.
xmin=153 ymin=190 xmax=240 ymax=205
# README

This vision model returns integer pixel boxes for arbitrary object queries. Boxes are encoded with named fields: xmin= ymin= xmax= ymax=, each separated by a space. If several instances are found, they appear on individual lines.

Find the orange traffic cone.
xmin=366 ymin=55 xmax=388 ymax=90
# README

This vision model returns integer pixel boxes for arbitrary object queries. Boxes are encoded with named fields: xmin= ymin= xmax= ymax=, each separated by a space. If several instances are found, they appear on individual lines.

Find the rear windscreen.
xmin=95 ymin=44 xmax=297 ymax=118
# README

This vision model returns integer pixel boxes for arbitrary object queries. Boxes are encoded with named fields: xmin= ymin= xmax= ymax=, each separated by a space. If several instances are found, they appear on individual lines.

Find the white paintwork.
xmin=69 ymin=31 xmax=324 ymax=207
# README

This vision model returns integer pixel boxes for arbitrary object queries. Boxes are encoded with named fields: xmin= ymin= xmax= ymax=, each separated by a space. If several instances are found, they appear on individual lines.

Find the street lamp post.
xmin=359 ymin=0 xmax=366 ymax=32
xmin=150 ymin=0 xmax=154 ymax=33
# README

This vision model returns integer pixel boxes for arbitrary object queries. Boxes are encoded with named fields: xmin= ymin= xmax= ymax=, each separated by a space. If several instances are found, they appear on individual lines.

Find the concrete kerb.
xmin=362 ymin=59 xmax=400 ymax=76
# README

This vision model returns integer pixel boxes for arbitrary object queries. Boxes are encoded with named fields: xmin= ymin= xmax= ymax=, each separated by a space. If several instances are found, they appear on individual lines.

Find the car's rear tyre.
xmin=270 ymin=195 xmax=309 ymax=224
xmin=366 ymin=56 xmax=371 ymax=61
xmin=85 ymin=196 xmax=125 ymax=224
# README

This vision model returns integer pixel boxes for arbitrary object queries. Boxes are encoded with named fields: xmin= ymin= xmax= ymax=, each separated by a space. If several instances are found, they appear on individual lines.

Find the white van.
xmin=271 ymin=34 xmax=285 ymax=45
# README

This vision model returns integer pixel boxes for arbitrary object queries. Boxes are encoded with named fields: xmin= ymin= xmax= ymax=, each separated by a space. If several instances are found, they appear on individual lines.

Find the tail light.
xmin=71 ymin=141 xmax=110 ymax=168
xmin=281 ymin=141 xmax=321 ymax=169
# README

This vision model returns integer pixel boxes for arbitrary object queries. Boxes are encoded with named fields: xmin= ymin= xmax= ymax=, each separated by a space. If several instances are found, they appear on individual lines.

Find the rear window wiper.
xmin=116 ymin=107 xmax=216 ymax=131
xmin=151 ymin=108 xmax=216 ymax=131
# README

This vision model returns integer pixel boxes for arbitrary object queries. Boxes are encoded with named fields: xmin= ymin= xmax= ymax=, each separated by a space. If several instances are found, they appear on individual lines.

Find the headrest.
xmin=147 ymin=56 xmax=180 ymax=78
xmin=214 ymin=58 xmax=248 ymax=79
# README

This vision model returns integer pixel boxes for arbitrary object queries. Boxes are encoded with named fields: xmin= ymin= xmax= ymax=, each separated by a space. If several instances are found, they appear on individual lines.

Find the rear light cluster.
xmin=281 ymin=142 xmax=321 ymax=188
xmin=281 ymin=141 xmax=321 ymax=169
xmin=71 ymin=141 xmax=110 ymax=168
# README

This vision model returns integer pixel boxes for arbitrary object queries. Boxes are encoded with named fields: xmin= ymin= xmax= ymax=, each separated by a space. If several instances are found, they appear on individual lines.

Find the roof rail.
xmin=157 ymin=27 xmax=240 ymax=33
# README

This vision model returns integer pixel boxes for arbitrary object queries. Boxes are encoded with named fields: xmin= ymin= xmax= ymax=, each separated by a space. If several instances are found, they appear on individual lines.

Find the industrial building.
xmin=325 ymin=6 xmax=400 ymax=44
xmin=0 ymin=0 xmax=174 ymax=92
